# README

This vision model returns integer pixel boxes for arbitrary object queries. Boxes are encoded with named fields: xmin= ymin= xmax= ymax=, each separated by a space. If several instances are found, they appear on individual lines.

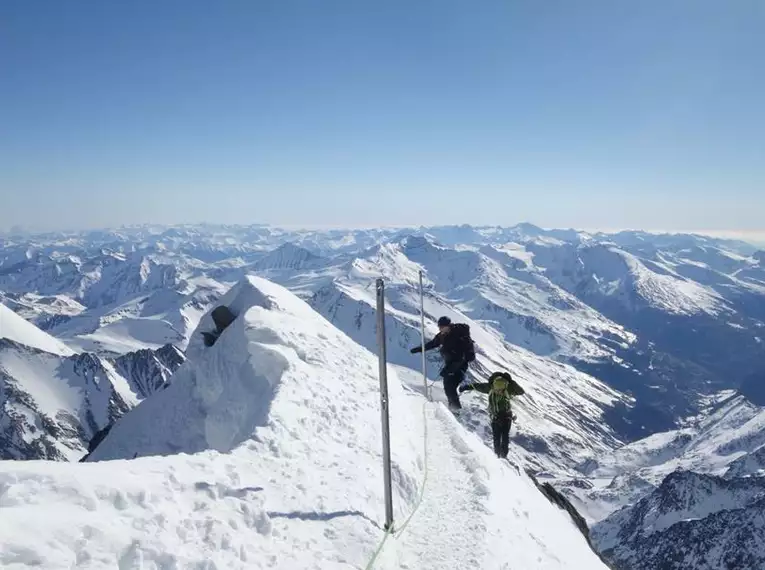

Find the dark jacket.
xmin=411 ymin=323 xmax=475 ymax=373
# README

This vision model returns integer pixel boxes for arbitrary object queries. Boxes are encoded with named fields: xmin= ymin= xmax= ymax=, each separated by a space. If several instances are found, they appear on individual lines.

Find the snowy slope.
xmin=556 ymin=393 xmax=765 ymax=525
xmin=0 ymin=249 xmax=225 ymax=354
xmin=304 ymin=255 xmax=628 ymax=474
xmin=530 ymin=242 xmax=729 ymax=318
xmin=396 ymin=236 xmax=636 ymax=361
xmin=0 ymin=291 xmax=85 ymax=330
xmin=0 ymin=340 xmax=137 ymax=460
xmin=0 ymin=303 xmax=74 ymax=356
xmin=577 ymin=394 xmax=765 ymax=484
xmin=591 ymin=471 xmax=765 ymax=570
xmin=0 ymin=276 xmax=611 ymax=569
xmin=0 ymin=308 xmax=187 ymax=460
xmin=47 ymin=277 xmax=226 ymax=354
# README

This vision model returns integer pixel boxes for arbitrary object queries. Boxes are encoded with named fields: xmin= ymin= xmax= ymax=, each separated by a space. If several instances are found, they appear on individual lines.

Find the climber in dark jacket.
xmin=460 ymin=371 xmax=524 ymax=458
xmin=411 ymin=316 xmax=475 ymax=410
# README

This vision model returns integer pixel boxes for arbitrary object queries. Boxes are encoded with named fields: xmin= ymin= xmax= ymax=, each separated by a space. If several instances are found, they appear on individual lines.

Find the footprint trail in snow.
xmin=377 ymin=403 xmax=488 ymax=570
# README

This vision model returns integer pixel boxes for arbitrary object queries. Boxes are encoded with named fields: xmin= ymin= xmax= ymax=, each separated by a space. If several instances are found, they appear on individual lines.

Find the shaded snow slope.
xmin=0 ymin=303 xmax=74 ymax=356
xmin=0 ymin=340 xmax=137 ymax=460
xmin=559 ymin=394 xmax=765 ymax=523
xmin=1 ymin=276 xmax=611 ymax=569
xmin=592 ymin=471 xmax=765 ymax=570
xmin=0 ymin=310 xmax=183 ymax=460
xmin=578 ymin=395 xmax=765 ymax=484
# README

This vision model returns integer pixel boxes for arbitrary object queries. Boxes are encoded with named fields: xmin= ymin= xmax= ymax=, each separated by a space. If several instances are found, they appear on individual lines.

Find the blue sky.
xmin=1 ymin=0 xmax=763 ymax=234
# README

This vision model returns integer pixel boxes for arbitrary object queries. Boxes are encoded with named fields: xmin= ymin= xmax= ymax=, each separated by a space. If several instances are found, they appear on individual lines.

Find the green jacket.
xmin=462 ymin=372 xmax=525 ymax=419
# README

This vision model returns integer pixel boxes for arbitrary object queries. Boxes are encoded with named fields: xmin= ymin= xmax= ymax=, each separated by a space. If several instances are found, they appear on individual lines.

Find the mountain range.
xmin=2 ymin=222 xmax=764 ymax=569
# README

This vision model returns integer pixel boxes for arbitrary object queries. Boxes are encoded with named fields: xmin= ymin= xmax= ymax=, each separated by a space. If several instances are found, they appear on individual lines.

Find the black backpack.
xmin=451 ymin=323 xmax=476 ymax=363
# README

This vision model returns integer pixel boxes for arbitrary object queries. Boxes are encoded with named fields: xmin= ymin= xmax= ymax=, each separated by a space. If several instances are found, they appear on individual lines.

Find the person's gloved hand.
xmin=410 ymin=347 xmax=418 ymax=354
xmin=458 ymin=384 xmax=473 ymax=393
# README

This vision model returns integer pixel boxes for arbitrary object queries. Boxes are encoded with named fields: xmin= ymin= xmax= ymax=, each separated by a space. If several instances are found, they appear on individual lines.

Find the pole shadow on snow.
xmin=193 ymin=482 xmax=265 ymax=499
xmin=266 ymin=510 xmax=381 ymax=528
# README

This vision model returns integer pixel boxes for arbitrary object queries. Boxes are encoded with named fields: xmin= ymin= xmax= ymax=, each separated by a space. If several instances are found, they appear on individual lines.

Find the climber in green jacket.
xmin=459 ymin=371 xmax=525 ymax=459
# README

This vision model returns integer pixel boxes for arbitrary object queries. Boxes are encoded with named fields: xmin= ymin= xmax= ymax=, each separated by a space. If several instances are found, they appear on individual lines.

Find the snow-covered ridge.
xmin=1 ymin=276 xmax=611 ymax=569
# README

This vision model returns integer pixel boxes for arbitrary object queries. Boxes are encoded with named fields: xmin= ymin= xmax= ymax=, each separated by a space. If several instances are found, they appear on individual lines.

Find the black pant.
xmin=492 ymin=415 xmax=512 ymax=458
xmin=442 ymin=368 xmax=465 ymax=408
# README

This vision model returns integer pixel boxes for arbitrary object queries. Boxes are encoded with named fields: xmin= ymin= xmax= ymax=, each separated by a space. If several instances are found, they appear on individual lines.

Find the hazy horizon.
xmin=2 ymin=220 xmax=764 ymax=248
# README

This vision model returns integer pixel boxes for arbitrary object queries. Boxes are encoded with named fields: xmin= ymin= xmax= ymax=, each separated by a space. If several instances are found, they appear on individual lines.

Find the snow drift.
xmin=1 ymin=276 xmax=610 ymax=569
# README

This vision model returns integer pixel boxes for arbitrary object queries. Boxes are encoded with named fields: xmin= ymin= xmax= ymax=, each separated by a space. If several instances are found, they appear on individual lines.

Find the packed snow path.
xmin=370 ymin=398 xmax=603 ymax=570
xmin=380 ymin=403 xmax=487 ymax=569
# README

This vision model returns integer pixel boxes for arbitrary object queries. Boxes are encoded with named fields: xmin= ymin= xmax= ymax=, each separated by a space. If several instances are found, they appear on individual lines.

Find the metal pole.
xmin=419 ymin=271 xmax=429 ymax=401
xmin=376 ymin=278 xmax=394 ymax=532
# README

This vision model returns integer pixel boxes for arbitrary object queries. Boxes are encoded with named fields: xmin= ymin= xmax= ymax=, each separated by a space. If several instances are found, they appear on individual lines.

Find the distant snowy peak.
xmin=401 ymin=234 xmax=442 ymax=251
xmin=252 ymin=242 xmax=322 ymax=271
xmin=507 ymin=222 xmax=586 ymax=245
xmin=592 ymin=471 xmax=765 ymax=570
xmin=530 ymin=242 xmax=730 ymax=317
xmin=639 ymin=471 xmax=765 ymax=535
xmin=618 ymin=249 xmax=729 ymax=316
xmin=0 ymin=250 xmax=186 ymax=310
xmin=578 ymin=394 xmax=765 ymax=482
xmin=0 ymin=303 xmax=74 ymax=356
xmin=80 ymin=253 xmax=181 ymax=308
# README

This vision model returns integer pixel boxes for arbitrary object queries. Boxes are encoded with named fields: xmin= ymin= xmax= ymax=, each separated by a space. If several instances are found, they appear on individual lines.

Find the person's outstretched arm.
xmin=411 ymin=333 xmax=442 ymax=354
xmin=459 ymin=382 xmax=491 ymax=394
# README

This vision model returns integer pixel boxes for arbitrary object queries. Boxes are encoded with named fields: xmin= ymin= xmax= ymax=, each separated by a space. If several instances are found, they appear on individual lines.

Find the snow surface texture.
xmin=0 ymin=276 xmax=609 ymax=569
